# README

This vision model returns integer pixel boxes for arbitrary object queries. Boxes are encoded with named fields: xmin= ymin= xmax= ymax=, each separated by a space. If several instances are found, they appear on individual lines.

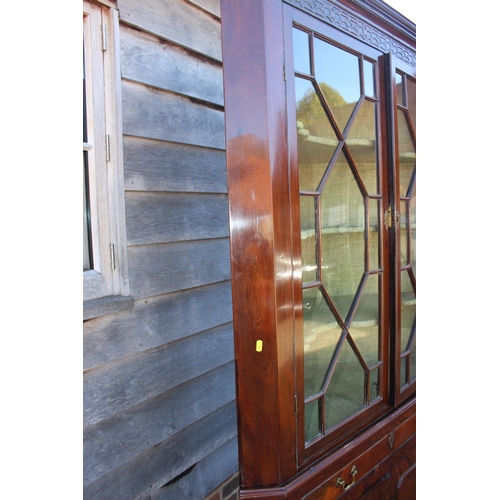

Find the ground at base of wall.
xmin=204 ymin=472 xmax=239 ymax=500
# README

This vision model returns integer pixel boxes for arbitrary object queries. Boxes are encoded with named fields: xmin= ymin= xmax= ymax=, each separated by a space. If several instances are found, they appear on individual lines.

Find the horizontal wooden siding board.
xmin=120 ymin=26 xmax=223 ymax=106
xmin=186 ymin=0 xmax=221 ymax=18
xmin=84 ymin=361 xmax=236 ymax=485
xmin=83 ymin=281 xmax=233 ymax=371
xmin=126 ymin=191 xmax=229 ymax=246
xmin=83 ymin=322 xmax=234 ymax=428
xmin=83 ymin=401 xmax=237 ymax=500
xmin=127 ymin=238 xmax=230 ymax=299
xmin=118 ymin=0 xmax=222 ymax=61
xmin=123 ymin=136 xmax=227 ymax=193
xmin=150 ymin=437 xmax=238 ymax=500
xmin=122 ymin=80 xmax=225 ymax=150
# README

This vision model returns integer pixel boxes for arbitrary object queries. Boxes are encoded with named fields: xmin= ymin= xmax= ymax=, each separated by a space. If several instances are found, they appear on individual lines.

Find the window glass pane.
xmin=296 ymin=77 xmax=339 ymax=192
xmin=398 ymin=110 xmax=415 ymax=198
xmin=303 ymin=287 xmax=342 ymax=399
xmin=400 ymin=270 xmax=415 ymax=355
xmin=322 ymin=151 xmax=364 ymax=322
xmin=350 ymin=274 xmax=379 ymax=367
xmin=347 ymin=100 xmax=378 ymax=195
xmin=305 ymin=400 xmax=320 ymax=442
xmin=407 ymin=78 xmax=416 ymax=129
xmin=370 ymin=367 xmax=379 ymax=402
xmin=369 ymin=198 xmax=379 ymax=271
xmin=395 ymin=72 xmax=403 ymax=105
xmin=410 ymin=340 xmax=416 ymax=382
xmin=300 ymin=196 xmax=318 ymax=284
xmin=83 ymin=152 xmax=91 ymax=271
xmin=410 ymin=183 xmax=416 ymax=275
xmin=400 ymin=200 xmax=408 ymax=266
xmin=363 ymin=59 xmax=375 ymax=98
xmin=314 ymin=37 xmax=361 ymax=133
xmin=83 ymin=43 xmax=92 ymax=271
xmin=324 ymin=340 xmax=365 ymax=429
xmin=293 ymin=27 xmax=311 ymax=74
xmin=400 ymin=355 xmax=407 ymax=388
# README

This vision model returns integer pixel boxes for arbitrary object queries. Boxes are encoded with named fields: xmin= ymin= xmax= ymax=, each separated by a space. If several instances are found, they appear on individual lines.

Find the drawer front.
xmin=303 ymin=415 xmax=415 ymax=500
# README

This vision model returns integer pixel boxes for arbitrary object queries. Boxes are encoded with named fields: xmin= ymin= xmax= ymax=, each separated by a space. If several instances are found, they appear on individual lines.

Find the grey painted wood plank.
xmin=186 ymin=0 xmax=220 ymax=18
xmin=84 ymin=362 xmax=236 ymax=486
xmin=122 ymin=80 xmax=225 ymax=150
xmin=127 ymin=238 xmax=230 ymax=299
xmin=150 ymin=437 xmax=238 ymax=500
xmin=119 ymin=0 xmax=222 ymax=61
xmin=125 ymin=191 xmax=229 ymax=246
xmin=83 ymin=294 xmax=134 ymax=321
xmin=83 ymin=281 xmax=233 ymax=371
xmin=83 ymin=322 xmax=234 ymax=428
xmin=84 ymin=401 xmax=237 ymax=500
xmin=123 ymin=136 xmax=227 ymax=193
xmin=120 ymin=26 xmax=223 ymax=106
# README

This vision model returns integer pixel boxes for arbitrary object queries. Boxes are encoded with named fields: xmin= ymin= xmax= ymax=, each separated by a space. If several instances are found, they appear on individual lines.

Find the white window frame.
xmin=83 ymin=0 xmax=130 ymax=316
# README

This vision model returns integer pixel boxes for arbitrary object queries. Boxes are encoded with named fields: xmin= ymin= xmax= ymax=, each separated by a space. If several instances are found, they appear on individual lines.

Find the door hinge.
xmin=110 ymin=243 xmax=116 ymax=269
xmin=102 ymin=23 xmax=107 ymax=51
xmin=294 ymin=395 xmax=298 ymax=414
xmin=105 ymin=134 xmax=110 ymax=162
xmin=283 ymin=61 xmax=287 ymax=81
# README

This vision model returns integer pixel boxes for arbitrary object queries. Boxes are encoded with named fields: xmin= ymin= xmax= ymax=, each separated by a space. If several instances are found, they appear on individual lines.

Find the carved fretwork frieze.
xmin=283 ymin=0 xmax=416 ymax=66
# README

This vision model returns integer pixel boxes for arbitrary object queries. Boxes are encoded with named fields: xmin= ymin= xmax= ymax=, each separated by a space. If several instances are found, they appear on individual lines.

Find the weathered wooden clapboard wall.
xmin=83 ymin=0 xmax=238 ymax=498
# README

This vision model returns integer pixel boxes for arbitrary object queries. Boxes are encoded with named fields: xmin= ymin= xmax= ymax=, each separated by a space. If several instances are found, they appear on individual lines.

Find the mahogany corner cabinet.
xmin=220 ymin=0 xmax=416 ymax=498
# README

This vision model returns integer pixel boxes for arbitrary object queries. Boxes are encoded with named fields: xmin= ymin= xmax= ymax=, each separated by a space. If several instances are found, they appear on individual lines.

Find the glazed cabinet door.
xmin=286 ymin=7 xmax=392 ymax=466
xmin=220 ymin=0 xmax=416 ymax=494
xmin=389 ymin=57 xmax=416 ymax=404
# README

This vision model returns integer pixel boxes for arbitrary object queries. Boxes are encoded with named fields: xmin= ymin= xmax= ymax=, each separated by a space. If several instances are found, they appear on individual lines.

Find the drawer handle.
xmin=336 ymin=465 xmax=358 ymax=491
xmin=389 ymin=432 xmax=395 ymax=449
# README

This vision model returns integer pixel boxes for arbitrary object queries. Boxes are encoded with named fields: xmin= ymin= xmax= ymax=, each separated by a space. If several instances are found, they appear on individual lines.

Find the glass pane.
xmin=300 ymin=196 xmax=317 ymax=284
xmin=322 ymin=151 xmax=365 ymax=321
xmin=350 ymin=274 xmax=379 ymax=367
xmin=363 ymin=59 xmax=375 ymax=98
xmin=324 ymin=340 xmax=365 ymax=429
xmin=400 ymin=355 xmax=407 ymax=388
xmin=395 ymin=72 xmax=403 ymax=105
xmin=305 ymin=400 xmax=320 ymax=442
xmin=296 ymin=77 xmax=339 ymax=192
xmin=400 ymin=200 xmax=408 ymax=266
xmin=347 ymin=100 xmax=378 ymax=196
xmin=398 ymin=110 xmax=415 ymax=198
xmin=370 ymin=367 xmax=379 ymax=402
xmin=410 ymin=340 xmax=416 ymax=382
xmin=407 ymin=78 xmax=416 ymax=130
xmin=400 ymin=270 xmax=415 ymax=354
xmin=369 ymin=198 xmax=379 ymax=271
xmin=83 ymin=153 xmax=91 ymax=271
xmin=314 ymin=37 xmax=361 ymax=133
xmin=303 ymin=287 xmax=342 ymax=399
xmin=83 ymin=45 xmax=91 ymax=271
xmin=410 ymin=183 xmax=416 ymax=275
xmin=293 ymin=27 xmax=311 ymax=74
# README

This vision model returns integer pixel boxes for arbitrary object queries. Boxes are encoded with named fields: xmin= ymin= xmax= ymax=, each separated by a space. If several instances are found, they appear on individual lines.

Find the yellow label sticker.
xmin=256 ymin=340 xmax=263 ymax=352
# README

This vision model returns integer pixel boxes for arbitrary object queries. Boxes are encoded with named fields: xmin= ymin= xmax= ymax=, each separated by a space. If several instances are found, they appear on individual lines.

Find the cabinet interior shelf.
xmin=301 ymin=225 xmax=377 ymax=239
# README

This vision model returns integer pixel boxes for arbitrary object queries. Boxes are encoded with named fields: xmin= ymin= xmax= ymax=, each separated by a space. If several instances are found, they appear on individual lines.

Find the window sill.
xmin=83 ymin=294 xmax=134 ymax=321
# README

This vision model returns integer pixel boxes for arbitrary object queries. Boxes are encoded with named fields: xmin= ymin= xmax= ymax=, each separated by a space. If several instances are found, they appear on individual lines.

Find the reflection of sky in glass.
xmin=363 ymin=60 xmax=375 ymax=98
xmin=314 ymin=37 xmax=360 ymax=104
xmin=293 ymin=27 xmax=310 ymax=75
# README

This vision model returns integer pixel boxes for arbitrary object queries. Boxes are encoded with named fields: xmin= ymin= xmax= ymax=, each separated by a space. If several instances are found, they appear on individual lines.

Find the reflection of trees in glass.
xmin=296 ymin=82 xmax=359 ymax=137
xmin=296 ymin=83 xmax=346 ymax=137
